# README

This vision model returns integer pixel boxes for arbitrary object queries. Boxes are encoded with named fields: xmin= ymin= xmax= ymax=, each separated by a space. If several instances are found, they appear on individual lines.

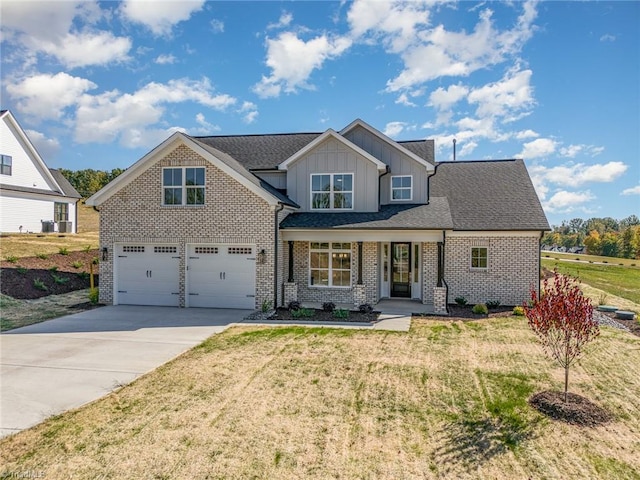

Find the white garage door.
xmin=187 ymin=244 xmax=256 ymax=309
xmin=115 ymin=244 xmax=180 ymax=306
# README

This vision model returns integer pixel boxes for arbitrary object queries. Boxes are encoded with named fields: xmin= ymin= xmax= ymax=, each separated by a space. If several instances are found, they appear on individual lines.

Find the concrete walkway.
xmin=1 ymin=302 xmax=413 ymax=438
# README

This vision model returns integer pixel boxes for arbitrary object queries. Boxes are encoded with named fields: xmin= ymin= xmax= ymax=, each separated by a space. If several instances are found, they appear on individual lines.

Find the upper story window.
xmin=0 ymin=155 xmax=12 ymax=176
xmin=391 ymin=175 xmax=412 ymax=201
xmin=470 ymin=247 xmax=488 ymax=270
xmin=163 ymin=167 xmax=205 ymax=205
xmin=311 ymin=173 xmax=353 ymax=210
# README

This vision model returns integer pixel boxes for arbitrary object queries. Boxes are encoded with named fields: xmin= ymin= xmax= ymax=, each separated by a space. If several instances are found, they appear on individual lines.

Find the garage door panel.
xmin=187 ymin=244 xmax=256 ymax=309
xmin=116 ymin=244 xmax=179 ymax=307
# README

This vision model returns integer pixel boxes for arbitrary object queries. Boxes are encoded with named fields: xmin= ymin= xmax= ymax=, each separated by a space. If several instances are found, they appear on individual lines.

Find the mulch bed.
xmin=529 ymin=390 xmax=613 ymax=427
xmin=270 ymin=307 xmax=380 ymax=323
xmin=0 ymin=250 xmax=99 ymax=299
xmin=445 ymin=305 xmax=515 ymax=319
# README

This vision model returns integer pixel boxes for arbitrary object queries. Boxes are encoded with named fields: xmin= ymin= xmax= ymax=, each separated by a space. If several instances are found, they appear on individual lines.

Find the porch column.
xmin=357 ymin=241 xmax=363 ymax=285
xmin=287 ymin=241 xmax=294 ymax=283
xmin=437 ymin=242 xmax=444 ymax=287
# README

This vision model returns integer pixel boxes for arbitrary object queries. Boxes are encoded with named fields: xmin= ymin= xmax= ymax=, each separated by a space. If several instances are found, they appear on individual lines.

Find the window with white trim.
xmin=0 ymin=155 xmax=12 ymax=176
xmin=470 ymin=247 xmax=488 ymax=270
xmin=391 ymin=175 xmax=412 ymax=201
xmin=309 ymin=242 xmax=351 ymax=287
xmin=163 ymin=167 xmax=205 ymax=205
xmin=54 ymin=202 xmax=68 ymax=222
xmin=311 ymin=173 xmax=353 ymax=209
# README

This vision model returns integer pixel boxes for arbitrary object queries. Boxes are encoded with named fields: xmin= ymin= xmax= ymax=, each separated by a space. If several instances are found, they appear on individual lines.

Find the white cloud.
xmin=25 ymin=129 xmax=61 ymax=159
xmin=559 ymin=144 xmax=604 ymax=158
xmin=192 ymin=113 xmax=220 ymax=134
xmin=395 ymin=93 xmax=416 ymax=107
xmin=252 ymin=32 xmax=352 ymax=98
xmin=600 ymin=34 xmax=616 ymax=42
xmin=238 ymin=101 xmax=258 ymax=124
xmin=1 ymin=1 xmax=131 ymax=68
xmin=385 ymin=1 xmax=538 ymax=91
xmin=621 ymin=185 xmax=640 ymax=196
xmin=155 ymin=54 xmax=177 ymax=65
xmin=515 ymin=129 xmax=539 ymax=139
xmin=268 ymin=12 xmax=293 ymax=30
xmin=428 ymin=84 xmax=469 ymax=111
xmin=517 ymin=138 xmax=557 ymax=159
xmin=383 ymin=121 xmax=407 ymax=137
xmin=543 ymin=190 xmax=595 ymax=213
xmin=74 ymin=78 xmax=236 ymax=147
xmin=120 ymin=0 xmax=205 ymax=36
xmin=243 ymin=111 xmax=259 ymax=124
xmin=210 ymin=19 xmax=224 ymax=34
xmin=467 ymin=68 xmax=534 ymax=121
xmin=6 ymin=72 xmax=97 ymax=120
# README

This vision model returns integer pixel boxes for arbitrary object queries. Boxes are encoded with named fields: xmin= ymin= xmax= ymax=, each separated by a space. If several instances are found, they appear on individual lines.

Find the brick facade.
xmin=98 ymin=144 xmax=278 ymax=308
xmin=444 ymin=235 xmax=540 ymax=306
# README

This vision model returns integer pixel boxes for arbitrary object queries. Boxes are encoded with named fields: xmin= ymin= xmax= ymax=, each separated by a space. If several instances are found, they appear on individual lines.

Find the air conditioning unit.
xmin=58 ymin=221 xmax=73 ymax=233
xmin=41 ymin=220 xmax=54 ymax=233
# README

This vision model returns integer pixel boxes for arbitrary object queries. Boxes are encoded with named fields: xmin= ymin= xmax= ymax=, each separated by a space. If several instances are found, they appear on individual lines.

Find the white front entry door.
xmin=186 ymin=244 xmax=256 ymax=309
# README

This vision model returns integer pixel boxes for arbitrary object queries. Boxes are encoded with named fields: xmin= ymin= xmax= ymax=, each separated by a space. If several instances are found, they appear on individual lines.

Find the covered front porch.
xmin=280 ymin=230 xmax=448 ymax=315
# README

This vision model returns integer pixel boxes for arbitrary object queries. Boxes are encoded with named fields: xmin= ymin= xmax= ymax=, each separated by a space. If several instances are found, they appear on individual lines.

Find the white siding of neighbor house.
xmin=344 ymin=125 xmax=430 ymax=204
xmin=0 ymin=194 xmax=56 ymax=233
xmin=254 ymin=171 xmax=287 ymax=190
xmin=0 ymin=117 xmax=57 ymax=191
xmin=285 ymin=137 xmax=380 ymax=212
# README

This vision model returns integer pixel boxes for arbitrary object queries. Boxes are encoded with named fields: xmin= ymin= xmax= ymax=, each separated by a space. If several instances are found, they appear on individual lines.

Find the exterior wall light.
xmin=101 ymin=247 xmax=108 ymax=261
xmin=257 ymin=249 xmax=266 ymax=264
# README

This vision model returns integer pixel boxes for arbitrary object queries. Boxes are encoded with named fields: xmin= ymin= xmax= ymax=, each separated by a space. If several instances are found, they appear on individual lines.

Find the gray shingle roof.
xmin=193 ymin=133 xmax=322 ymax=170
xmin=0 ymin=183 xmax=68 ymax=198
xmin=193 ymin=133 xmax=435 ymax=170
xmin=430 ymin=159 xmax=550 ymax=231
xmin=49 ymin=169 xmax=82 ymax=198
xmin=280 ymin=199 xmax=453 ymax=230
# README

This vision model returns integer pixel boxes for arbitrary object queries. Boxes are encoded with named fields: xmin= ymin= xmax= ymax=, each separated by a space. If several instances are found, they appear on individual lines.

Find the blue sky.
xmin=1 ymin=0 xmax=638 ymax=226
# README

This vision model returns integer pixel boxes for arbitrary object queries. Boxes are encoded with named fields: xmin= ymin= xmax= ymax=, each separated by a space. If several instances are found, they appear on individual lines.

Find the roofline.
xmin=192 ymin=132 xmax=322 ymax=140
xmin=86 ymin=132 xmax=286 ymax=207
xmin=340 ymin=118 xmax=434 ymax=171
xmin=436 ymin=158 xmax=518 ymax=165
xmin=278 ymin=128 xmax=387 ymax=171
xmin=1 ymin=110 xmax=63 ymax=194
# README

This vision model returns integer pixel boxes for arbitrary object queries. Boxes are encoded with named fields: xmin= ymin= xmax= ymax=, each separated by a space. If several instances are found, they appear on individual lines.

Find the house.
xmin=86 ymin=119 xmax=549 ymax=313
xmin=0 ymin=110 xmax=81 ymax=233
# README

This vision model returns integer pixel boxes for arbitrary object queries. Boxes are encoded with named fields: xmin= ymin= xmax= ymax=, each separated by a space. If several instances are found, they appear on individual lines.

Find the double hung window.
xmin=311 ymin=173 xmax=353 ymax=209
xmin=391 ymin=175 xmax=412 ymax=201
xmin=163 ymin=167 xmax=205 ymax=205
xmin=0 ymin=155 xmax=12 ymax=175
xmin=471 ymin=247 xmax=488 ymax=270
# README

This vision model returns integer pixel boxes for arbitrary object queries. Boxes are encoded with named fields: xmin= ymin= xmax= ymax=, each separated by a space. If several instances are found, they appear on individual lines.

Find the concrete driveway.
xmin=0 ymin=305 xmax=248 ymax=438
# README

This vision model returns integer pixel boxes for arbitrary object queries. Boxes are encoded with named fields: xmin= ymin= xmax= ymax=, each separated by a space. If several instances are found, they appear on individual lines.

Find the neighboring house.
xmin=0 ymin=110 xmax=81 ymax=233
xmin=86 ymin=119 xmax=549 ymax=313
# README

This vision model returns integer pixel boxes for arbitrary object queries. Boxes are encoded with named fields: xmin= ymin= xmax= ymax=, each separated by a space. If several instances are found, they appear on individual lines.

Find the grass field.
xmin=542 ymin=258 xmax=640 ymax=307
xmin=1 ymin=318 xmax=638 ymax=479
xmin=0 ymin=202 xmax=99 ymax=259
xmin=542 ymin=251 xmax=638 ymax=267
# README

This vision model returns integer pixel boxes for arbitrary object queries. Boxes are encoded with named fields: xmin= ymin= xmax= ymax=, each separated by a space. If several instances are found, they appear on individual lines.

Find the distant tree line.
xmin=59 ymin=168 xmax=125 ymax=198
xmin=542 ymin=215 xmax=640 ymax=259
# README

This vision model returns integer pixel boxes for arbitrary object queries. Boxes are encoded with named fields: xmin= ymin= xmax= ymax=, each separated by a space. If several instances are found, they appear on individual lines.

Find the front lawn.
xmin=1 ymin=318 xmax=638 ymax=479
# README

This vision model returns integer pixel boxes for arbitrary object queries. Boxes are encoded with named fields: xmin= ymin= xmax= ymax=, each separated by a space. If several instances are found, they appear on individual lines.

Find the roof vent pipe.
xmin=453 ymin=138 xmax=457 ymax=161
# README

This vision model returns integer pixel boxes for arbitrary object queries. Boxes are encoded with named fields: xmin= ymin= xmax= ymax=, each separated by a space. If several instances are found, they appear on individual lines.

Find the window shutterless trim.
xmin=470 ymin=246 xmax=488 ymax=270
xmin=162 ymin=167 xmax=205 ymax=206
xmin=308 ymin=241 xmax=352 ymax=288
xmin=390 ymin=175 xmax=413 ymax=201
xmin=309 ymin=172 xmax=354 ymax=211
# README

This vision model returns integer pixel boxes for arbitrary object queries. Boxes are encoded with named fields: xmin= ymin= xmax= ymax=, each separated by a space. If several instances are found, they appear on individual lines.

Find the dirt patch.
xmin=599 ymin=311 xmax=640 ymax=337
xmin=0 ymin=250 xmax=99 ymax=299
xmin=529 ymin=390 xmax=613 ymax=427
xmin=270 ymin=307 xmax=379 ymax=323
xmin=445 ymin=305 xmax=515 ymax=319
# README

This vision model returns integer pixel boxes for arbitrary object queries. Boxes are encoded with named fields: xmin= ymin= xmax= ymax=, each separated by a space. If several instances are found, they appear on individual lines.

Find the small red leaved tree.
xmin=524 ymin=271 xmax=599 ymax=402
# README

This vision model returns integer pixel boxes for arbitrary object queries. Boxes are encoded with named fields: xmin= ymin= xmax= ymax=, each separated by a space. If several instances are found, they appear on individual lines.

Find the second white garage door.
xmin=186 ymin=244 xmax=256 ymax=309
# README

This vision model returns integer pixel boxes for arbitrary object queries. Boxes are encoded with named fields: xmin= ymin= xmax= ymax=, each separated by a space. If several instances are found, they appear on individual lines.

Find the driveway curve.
xmin=0 ymin=305 xmax=248 ymax=437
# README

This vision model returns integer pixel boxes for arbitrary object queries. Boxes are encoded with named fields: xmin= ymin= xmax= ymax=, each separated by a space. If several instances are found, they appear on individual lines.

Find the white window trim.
xmin=162 ymin=167 xmax=206 ymax=206
xmin=390 ymin=175 xmax=413 ymax=201
xmin=308 ymin=242 xmax=352 ymax=288
xmin=470 ymin=246 xmax=489 ymax=270
xmin=310 ymin=173 xmax=354 ymax=211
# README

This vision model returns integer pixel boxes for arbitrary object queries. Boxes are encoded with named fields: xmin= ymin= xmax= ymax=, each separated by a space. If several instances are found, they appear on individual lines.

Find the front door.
xmin=391 ymin=242 xmax=411 ymax=298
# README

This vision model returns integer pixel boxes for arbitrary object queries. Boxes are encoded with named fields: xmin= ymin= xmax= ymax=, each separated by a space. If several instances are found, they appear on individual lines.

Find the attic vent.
xmin=228 ymin=247 xmax=252 ymax=255
xmin=123 ymin=246 xmax=145 ymax=253
xmin=154 ymin=246 xmax=177 ymax=254
xmin=195 ymin=247 xmax=218 ymax=254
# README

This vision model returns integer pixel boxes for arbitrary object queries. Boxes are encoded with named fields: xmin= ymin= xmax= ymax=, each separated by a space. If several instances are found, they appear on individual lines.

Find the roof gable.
xmin=278 ymin=129 xmax=387 ymax=171
xmin=340 ymin=119 xmax=434 ymax=171
xmin=86 ymin=132 xmax=296 ymax=207
xmin=0 ymin=110 xmax=63 ymax=193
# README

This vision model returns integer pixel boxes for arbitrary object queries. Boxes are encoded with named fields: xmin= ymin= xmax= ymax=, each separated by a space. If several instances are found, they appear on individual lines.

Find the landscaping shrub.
xmin=358 ymin=303 xmax=373 ymax=314
xmin=48 ymin=266 xmax=58 ymax=272
xmin=322 ymin=302 xmax=336 ymax=312
xmin=291 ymin=308 xmax=314 ymax=318
xmin=287 ymin=301 xmax=301 ymax=311
xmin=77 ymin=271 xmax=89 ymax=280
xmin=33 ymin=278 xmax=48 ymax=291
xmin=5 ymin=256 xmax=18 ymax=263
xmin=472 ymin=303 xmax=489 ymax=315
xmin=72 ymin=261 xmax=83 ymax=269
xmin=513 ymin=306 xmax=525 ymax=316
xmin=486 ymin=300 xmax=501 ymax=309
xmin=454 ymin=296 xmax=468 ymax=306
xmin=16 ymin=266 xmax=28 ymax=275
xmin=333 ymin=309 xmax=349 ymax=319
xmin=261 ymin=299 xmax=273 ymax=313
xmin=36 ymin=253 xmax=49 ymax=260
xmin=89 ymin=288 xmax=99 ymax=304
xmin=59 ymin=247 xmax=69 ymax=255
xmin=51 ymin=274 xmax=70 ymax=285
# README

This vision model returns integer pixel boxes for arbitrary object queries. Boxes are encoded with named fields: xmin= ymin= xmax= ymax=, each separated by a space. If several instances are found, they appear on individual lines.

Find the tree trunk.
xmin=564 ymin=366 xmax=569 ymax=402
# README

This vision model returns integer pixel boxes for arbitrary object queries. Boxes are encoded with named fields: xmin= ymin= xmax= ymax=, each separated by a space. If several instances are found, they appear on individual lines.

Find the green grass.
xmin=541 ymin=251 xmax=639 ymax=267
xmin=542 ymin=258 xmax=640 ymax=305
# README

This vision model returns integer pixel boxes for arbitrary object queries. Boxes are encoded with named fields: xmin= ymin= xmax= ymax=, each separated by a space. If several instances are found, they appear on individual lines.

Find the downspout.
xmin=538 ymin=230 xmax=544 ymax=296
xmin=74 ymin=199 xmax=79 ymax=234
xmin=442 ymin=230 xmax=449 ymax=314
xmin=273 ymin=203 xmax=285 ymax=308
xmin=378 ymin=165 xmax=390 ymax=205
